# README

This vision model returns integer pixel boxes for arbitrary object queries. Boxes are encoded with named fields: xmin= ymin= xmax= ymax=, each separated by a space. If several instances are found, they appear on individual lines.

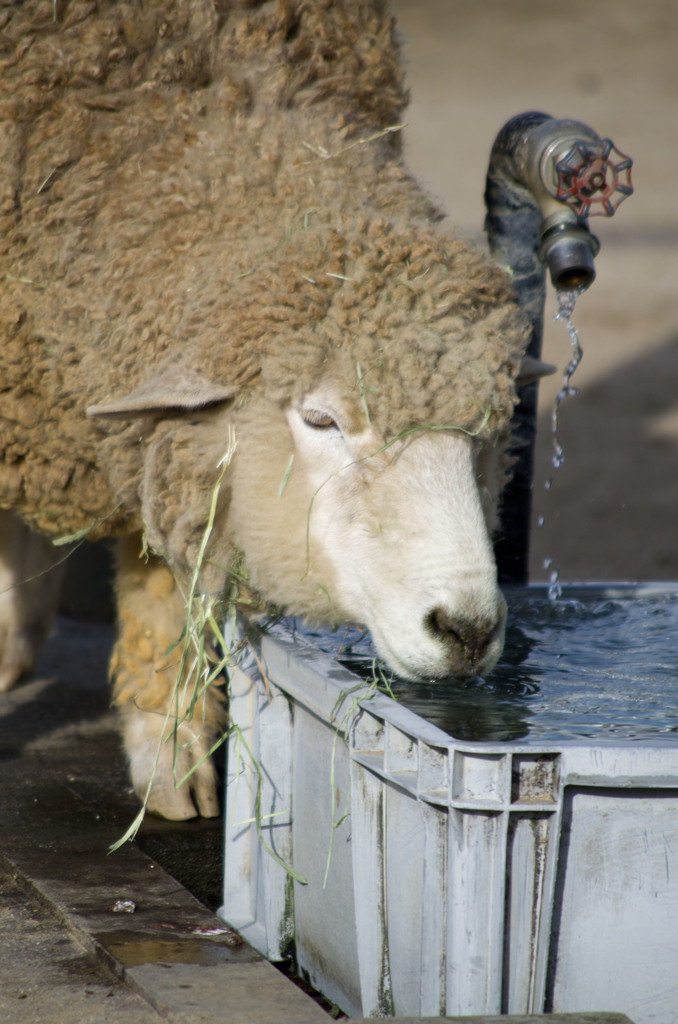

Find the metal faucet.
xmin=486 ymin=112 xmax=633 ymax=584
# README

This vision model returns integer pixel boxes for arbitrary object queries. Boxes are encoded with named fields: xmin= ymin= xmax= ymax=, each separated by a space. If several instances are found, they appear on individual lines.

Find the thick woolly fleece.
xmin=0 ymin=0 xmax=528 ymax=578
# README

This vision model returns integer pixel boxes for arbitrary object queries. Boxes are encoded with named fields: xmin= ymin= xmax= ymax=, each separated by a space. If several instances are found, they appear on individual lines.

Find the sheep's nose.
xmin=425 ymin=607 xmax=502 ymax=676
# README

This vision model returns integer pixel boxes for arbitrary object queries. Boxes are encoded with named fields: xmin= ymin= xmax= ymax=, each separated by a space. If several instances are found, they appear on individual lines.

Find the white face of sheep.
xmin=233 ymin=384 xmax=507 ymax=682
xmin=288 ymin=395 xmax=505 ymax=680
xmin=89 ymin=367 xmax=509 ymax=681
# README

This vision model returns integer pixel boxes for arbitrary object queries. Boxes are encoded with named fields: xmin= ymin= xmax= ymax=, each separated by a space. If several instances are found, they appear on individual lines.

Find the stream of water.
xmin=550 ymin=287 xmax=584 ymax=472
xmin=539 ymin=287 xmax=585 ymax=600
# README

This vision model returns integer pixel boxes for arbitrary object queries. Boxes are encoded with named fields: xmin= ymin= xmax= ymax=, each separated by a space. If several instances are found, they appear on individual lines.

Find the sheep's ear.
xmin=87 ymin=367 xmax=237 ymax=419
xmin=516 ymin=355 xmax=557 ymax=387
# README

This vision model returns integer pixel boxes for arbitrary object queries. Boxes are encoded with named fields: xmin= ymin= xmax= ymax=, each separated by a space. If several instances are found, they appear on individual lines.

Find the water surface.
xmin=277 ymin=586 xmax=678 ymax=744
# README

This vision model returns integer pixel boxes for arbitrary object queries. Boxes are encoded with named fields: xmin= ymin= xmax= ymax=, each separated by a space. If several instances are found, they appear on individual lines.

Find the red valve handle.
xmin=554 ymin=139 xmax=633 ymax=218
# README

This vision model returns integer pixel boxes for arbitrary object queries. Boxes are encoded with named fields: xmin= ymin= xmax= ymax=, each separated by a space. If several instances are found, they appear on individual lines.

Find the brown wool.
xmin=1 ymin=0 xmax=528 ymax=556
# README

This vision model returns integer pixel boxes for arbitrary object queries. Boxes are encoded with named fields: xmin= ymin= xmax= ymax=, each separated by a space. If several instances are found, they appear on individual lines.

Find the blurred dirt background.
xmin=392 ymin=0 xmax=678 ymax=582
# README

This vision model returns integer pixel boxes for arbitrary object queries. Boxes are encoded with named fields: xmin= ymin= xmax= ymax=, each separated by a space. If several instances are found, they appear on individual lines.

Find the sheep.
xmin=0 ymin=0 xmax=534 ymax=820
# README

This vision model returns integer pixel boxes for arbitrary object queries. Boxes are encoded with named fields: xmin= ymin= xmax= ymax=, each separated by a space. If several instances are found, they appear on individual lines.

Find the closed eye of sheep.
xmin=0 ymin=0 xmax=544 ymax=820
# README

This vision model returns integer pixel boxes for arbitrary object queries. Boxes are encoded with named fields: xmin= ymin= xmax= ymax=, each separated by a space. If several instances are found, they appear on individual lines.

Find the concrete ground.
xmin=392 ymin=0 xmax=678 ymax=582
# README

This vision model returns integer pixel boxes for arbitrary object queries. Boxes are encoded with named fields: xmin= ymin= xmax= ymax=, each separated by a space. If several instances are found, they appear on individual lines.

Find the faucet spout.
xmin=539 ymin=221 xmax=599 ymax=292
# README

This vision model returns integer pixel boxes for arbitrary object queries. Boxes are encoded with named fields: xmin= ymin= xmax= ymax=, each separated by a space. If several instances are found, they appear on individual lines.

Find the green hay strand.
xmin=278 ymin=454 xmax=295 ymax=497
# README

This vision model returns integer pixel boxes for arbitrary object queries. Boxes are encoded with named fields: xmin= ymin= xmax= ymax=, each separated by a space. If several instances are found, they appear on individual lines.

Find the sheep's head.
xmin=225 ymin=310 xmax=529 ymax=681
xmin=230 ymin=383 xmax=509 ymax=681
xmin=90 ymin=229 xmax=540 ymax=681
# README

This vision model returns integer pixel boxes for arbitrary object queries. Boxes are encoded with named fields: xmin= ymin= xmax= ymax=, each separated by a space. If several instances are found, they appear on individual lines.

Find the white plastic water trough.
xmin=218 ymin=585 xmax=678 ymax=1023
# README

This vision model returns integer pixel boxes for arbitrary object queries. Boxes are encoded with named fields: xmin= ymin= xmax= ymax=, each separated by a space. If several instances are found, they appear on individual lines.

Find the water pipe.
xmin=485 ymin=111 xmax=633 ymax=584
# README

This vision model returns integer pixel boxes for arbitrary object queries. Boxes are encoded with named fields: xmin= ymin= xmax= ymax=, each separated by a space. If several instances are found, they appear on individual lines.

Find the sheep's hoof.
xmin=122 ymin=706 xmax=221 ymax=820
xmin=144 ymin=768 xmax=220 ymax=822
xmin=0 ymin=633 xmax=36 ymax=692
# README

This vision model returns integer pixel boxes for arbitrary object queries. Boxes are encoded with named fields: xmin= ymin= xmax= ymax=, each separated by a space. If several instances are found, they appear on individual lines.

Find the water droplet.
xmin=537 ymin=515 xmax=545 ymax=527
xmin=547 ymin=566 xmax=562 ymax=602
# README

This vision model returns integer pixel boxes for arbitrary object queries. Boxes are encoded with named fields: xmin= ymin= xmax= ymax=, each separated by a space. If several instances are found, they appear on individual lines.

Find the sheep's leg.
xmin=0 ymin=509 xmax=64 ymax=692
xmin=111 ymin=537 xmax=225 ymax=821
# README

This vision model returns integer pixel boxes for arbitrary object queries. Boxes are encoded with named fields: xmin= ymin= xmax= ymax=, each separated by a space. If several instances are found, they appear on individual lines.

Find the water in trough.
xmin=280 ymin=585 xmax=678 ymax=744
